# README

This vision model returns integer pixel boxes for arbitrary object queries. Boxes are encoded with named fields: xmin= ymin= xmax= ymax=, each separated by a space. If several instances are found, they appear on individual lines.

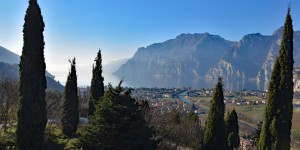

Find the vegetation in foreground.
xmin=0 ymin=0 xmax=297 ymax=150
xmin=203 ymin=77 xmax=227 ymax=150
xmin=88 ymin=50 xmax=105 ymax=117
xmin=61 ymin=58 xmax=79 ymax=137
xmin=259 ymin=8 xmax=294 ymax=150
xmin=17 ymin=0 xmax=47 ymax=149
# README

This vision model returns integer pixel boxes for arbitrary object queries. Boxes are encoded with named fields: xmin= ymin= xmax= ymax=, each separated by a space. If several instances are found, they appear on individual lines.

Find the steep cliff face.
xmin=293 ymin=67 xmax=300 ymax=92
xmin=257 ymin=28 xmax=300 ymax=90
xmin=205 ymin=33 xmax=275 ymax=90
xmin=114 ymin=33 xmax=236 ymax=88
xmin=114 ymin=28 xmax=300 ymax=90
xmin=206 ymin=28 xmax=300 ymax=90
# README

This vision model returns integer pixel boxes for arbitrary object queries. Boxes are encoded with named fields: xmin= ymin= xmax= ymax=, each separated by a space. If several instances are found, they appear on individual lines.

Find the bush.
xmin=0 ymin=130 xmax=16 ymax=149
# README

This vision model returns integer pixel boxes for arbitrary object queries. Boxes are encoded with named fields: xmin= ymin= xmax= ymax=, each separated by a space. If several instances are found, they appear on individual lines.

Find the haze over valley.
xmin=1 ymin=27 xmax=300 ymax=91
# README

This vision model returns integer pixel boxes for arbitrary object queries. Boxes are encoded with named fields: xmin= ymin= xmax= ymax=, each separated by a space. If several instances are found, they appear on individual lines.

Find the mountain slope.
xmin=114 ymin=28 xmax=300 ymax=90
xmin=114 ymin=33 xmax=236 ymax=88
xmin=103 ymin=59 xmax=129 ymax=75
xmin=0 ymin=46 xmax=20 ymax=64
xmin=102 ymin=59 xmax=129 ymax=85
xmin=0 ymin=46 xmax=55 ymax=78
xmin=0 ymin=62 xmax=64 ymax=91
xmin=257 ymin=27 xmax=300 ymax=90
xmin=205 ymin=33 xmax=275 ymax=90
xmin=0 ymin=46 xmax=63 ymax=90
xmin=205 ymin=27 xmax=300 ymax=90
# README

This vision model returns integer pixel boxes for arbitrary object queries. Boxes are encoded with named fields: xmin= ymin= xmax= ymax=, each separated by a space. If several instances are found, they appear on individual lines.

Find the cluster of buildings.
xmin=132 ymin=87 xmax=300 ymax=114
xmin=188 ymin=90 xmax=268 ymax=106
xmin=240 ymin=137 xmax=253 ymax=150
xmin=131 ymin=87 xmax=194 ymax=113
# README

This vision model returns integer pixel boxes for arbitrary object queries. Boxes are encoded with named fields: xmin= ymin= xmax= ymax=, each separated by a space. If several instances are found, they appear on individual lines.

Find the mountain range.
xmin=113 ymin=27 xmax=300 ymax=90
xmin=0 ymin=46 xmax=63 ymax=91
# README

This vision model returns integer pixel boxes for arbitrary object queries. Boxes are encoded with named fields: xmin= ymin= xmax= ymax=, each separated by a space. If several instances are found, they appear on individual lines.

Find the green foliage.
xmin=259 ymin=8 xmax=294 ymax=150
xmin=80 ymin=82 xmax=157 ymax=150
xmin=61 ymin=58 xmax=79 ymax=136
xmin=65 ymin=138 xmax=80 ymax=150
xmin=0 ymin=130 xmax=16 ymax=149
xmin=43 ymin=126 xmax=82 ymax=150
xmin=16 ymin=0 xmax=47 ymax=149
xmin=225 ymin=109 xmax=240 ymax=150
xmin=203 ymin=77 xmax=226 ymax=150
xmin=89 ymin=50 xmax=104 ymax=116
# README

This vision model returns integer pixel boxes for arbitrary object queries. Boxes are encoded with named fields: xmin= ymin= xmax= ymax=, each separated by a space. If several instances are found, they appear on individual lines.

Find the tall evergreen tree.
xmin=61 ymin=58 xmax=79 ymax=136
xmin=203 ymin=77 xmax=226 ymax=150
xmin=88 ymin=49 xmax=104 ymax=116
xmin=16 ymin=0 xmax=47 ymax=149
xmin=80 ymin=81 xmax=157 ymax=150
xmin=225 ymin=109 xmax=240 ymax=150
xmin=259 ymin=8 xmax=294 ymax=150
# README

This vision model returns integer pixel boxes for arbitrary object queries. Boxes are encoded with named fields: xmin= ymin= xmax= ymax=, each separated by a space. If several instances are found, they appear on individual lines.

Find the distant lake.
xmin=104 ymin=73 xmax=260 ymax=90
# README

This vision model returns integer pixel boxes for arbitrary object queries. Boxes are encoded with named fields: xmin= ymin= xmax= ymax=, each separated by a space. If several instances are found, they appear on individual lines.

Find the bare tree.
xmin=0 ymin=77 xmax=18 ymax=132
xmin=44 ymin=89 xmax=63 ymax=140
xmin=145 ymin=107 xmax=203 ymax=150
xmin=78 ymin=87 xmax=90 ymax=118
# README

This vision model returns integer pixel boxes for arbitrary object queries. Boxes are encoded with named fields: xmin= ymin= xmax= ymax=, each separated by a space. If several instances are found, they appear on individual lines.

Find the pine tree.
xmin=88 ymin=49 xmax=104 ymax=116
xmin=61 ymin=58 xmax=79 ymax=136
xmin=80 ymin=82 xmax=157 ymax=150
xmin=16 ymin=0 xmax=47 ymax=149
xmin=259 ymin=8 xmax=294 ymax=150
xmin=203 ymin=77 xmax=226 ymax=150
xmin=225 ymin=109 xmax=240 ymax=150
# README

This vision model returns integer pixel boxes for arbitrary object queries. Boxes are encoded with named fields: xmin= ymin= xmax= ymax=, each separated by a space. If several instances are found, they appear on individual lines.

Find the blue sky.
xmin=0 ymin=0 xmax=299 ymax=85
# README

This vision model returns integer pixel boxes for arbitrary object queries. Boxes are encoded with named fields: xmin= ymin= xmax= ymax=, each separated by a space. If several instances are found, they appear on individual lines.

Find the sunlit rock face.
xmin=114 ymin=33 xmax=236 ymax=88
xmin=114 ymin=28 xmax=300 ymax=90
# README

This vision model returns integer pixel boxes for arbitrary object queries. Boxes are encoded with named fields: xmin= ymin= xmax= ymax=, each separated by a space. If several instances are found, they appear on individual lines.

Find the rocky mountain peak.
xmin=239 ymin=33 xmax=263 ymax=42
xmin=113 ymin=28 xmax=300 ymax=90
xmin=175 ymin=32 xmax=225 ymax=42
xmin=114 ymin=33 xmax=236 ymax=88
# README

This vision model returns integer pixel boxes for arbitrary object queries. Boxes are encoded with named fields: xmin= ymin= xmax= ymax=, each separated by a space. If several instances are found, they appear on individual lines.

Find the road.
xmin=176 ymin=90 xmax=256 ymax=129
xmin=177 ymin=91 xmax=192 ymax=105
xmin=176 ymin=91 xmax=208 ymax=113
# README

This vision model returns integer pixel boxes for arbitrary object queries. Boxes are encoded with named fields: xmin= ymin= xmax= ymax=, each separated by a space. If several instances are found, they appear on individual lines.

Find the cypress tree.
xmin=203 ymin=77 xmax=226 ymax=150
xmin=88 ymin=49 xmax=104 ymax=116
xmin=16 ymin=0 xmax=47 ymax=149
xmin=80 ymin=82 xmax=157 ymax=150
xmin=225 ymin=109 xmax=240 ymax=150
xmin=259 ymin=8 xmax=294 ymax=150
xmin=61 ymin=58 xmax=79 ymax=136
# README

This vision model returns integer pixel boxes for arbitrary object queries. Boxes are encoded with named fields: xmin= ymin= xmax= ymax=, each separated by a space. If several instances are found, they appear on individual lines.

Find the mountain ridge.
xmin=114 ymin=28 xmax=300 ymax=90
xmin=114 ymin=32 xmax=236 ymax=88
xmin=0 ymin=46 xmax=20 ymax=64
xmin=0 ymin=46 xmax=63 ymax=90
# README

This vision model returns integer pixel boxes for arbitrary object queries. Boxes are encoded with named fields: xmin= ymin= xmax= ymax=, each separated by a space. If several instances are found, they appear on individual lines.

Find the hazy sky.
xmin=0 ymin=0 xmax=299 ymax=86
